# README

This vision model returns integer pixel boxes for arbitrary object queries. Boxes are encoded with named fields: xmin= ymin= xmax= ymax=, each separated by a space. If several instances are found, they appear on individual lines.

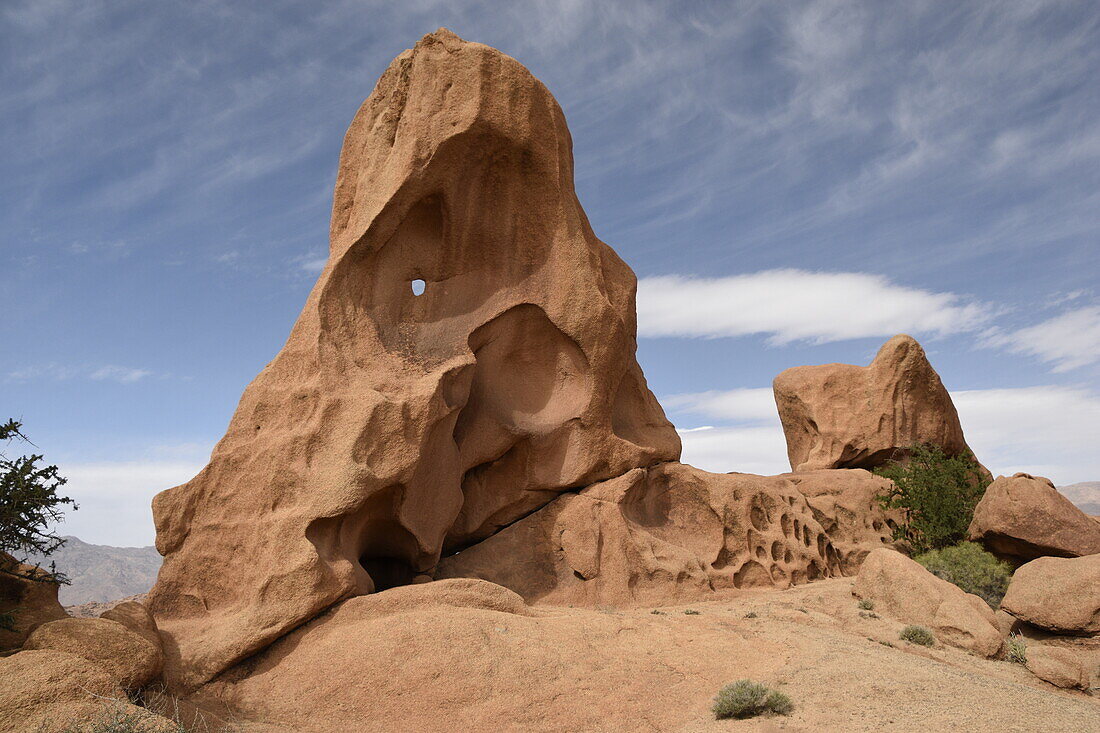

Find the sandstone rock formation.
xmin=967 ymin=473 xmax=1100 ymax=562
xmin=1024 ymin=645 xmax=1090 ymax=690
xmin=0 ymin=553 xmax=67 ymax=651
xmin=1001 ymin=554 xmax=1100 ymax=634
xmin=779 ymin=469 xmax=903 ymax=573
xmin=24 ymin=616 xmax=163 ymax=690
xmin=148 ymin=28 xmax=679 ymax=690
xmin=0 ymin=650 xmax=175 ymax=733
xmin=101 ymin=599 xmax=163 ymax=651
xmin=774 ymin=335 xmax=977 ymax=472
xmin=437 ymin=463 xmax=841 ymax=605
xmin=853 ymin=548 xmax=1002 ymax=657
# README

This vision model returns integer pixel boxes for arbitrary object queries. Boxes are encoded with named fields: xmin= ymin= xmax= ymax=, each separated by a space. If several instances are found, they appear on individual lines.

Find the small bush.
xmin=857 ymin=598 xmax=875 ymax=611
xmin=915 ymin=542 xmax=1011 ymax=608
xmin=712 ymin=680 xmax=792 ymax=720
xmin=650 ymin=609 xmax=664 ymax=615
xmin=1006 ymin=633 xmax=1027 ymax=664
xmin=899 ymin=625 xmax=935 ymax=647
xmin=744 ymin=612 xmax=758 ymax=619
xmin=875 ymin=444 xmax=989 ymax=554
xmin=683 ymin=609 xmax=701 ymax=615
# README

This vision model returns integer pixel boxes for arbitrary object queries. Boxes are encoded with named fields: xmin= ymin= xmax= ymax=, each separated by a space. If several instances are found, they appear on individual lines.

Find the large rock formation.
xmin=148 ymin=29 xmax=679 ymax=690
xmin=967 ymin=473 xmax=1100 ymax=562
xmin=0 ymin=553 xmax=67 ymax=651
xmin=1000 ymin=554 xmax=1100 ymax=634
xmin=436 ymin=463 xmax=841 ymax=605
xmin=773 ymin=335 xmax=976 ymax=472
xmin=853 ymin=548 xmax=1003 ymax=657
xmin=778 ymin=469 xmax=903 ymax=573
xmin=24 ymin=616 xmax=163 ymax=690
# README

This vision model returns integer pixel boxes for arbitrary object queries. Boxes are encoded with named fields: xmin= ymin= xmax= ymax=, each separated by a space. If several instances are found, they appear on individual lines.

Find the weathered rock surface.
xmin=186 ymin=578 xmax=1100 ymax=733
xmin=101 ymin=599 xmax=163 ymax=652
xmin=24 ymin=616 xmax=163 ymax=689
xmin=1001 ymin=554 xmax=1100 ymax=634
xmin=0 ymin=649 xmax=174 ymax=733
xmin=437 ymin=462 xmax=841 ymax=605
xmin=148 ymin=28 xmax=679 ymax=690
xmin=774 ymin=334 xmax=976 ymax=472
xmin=853 ymin=548 xmax=1003 ymax=657
xmin=0 ymin=553 xmax=67 ymax=651
xmin=779 ymin=469 xmax=903 ymax=573
xmin=968 ymin=473 xmax=1100 ymax=562
xmin=1025 ymin=645 xmax=1089 ymax=690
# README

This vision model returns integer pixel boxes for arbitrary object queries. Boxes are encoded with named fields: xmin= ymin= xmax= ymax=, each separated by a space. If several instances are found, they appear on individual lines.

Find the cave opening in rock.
xmin=358 ymin=555 xmax=417 ymax=591
xmin=410 ymin=278 xmax=426 ymax=296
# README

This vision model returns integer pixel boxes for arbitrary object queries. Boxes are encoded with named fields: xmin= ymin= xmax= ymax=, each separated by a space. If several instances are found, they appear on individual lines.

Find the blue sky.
xmin=2 ymin=1 xmax=1098 ymax=545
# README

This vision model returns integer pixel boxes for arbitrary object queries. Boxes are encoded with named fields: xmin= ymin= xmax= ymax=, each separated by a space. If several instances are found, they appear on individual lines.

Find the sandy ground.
xmin=188 ymin=578 xmax=1098 ymax=733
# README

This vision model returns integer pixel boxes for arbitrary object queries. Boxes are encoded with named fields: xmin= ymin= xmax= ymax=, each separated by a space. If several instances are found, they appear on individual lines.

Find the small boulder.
xmin=853 ymin=548 xmax=1002 ymax=657
xmin=1001 ymin=554 xmax=1100 ymax=634
xmin=101 ymin=599 xmax=163 ymax=650
xmin=774 ymin=335 xmax=979 ymax=472
xmin=0 ymin=649 xmax=175 ymax=733
xmin=24 ymin=616 xmax=162 ymax=689
xmin=1025 ymin=645 xmax=1089 ymax=690
xmin=967 ymin=473 xmax=1100 ymax=562
xmin=0 ymin=552 xmax=67 ymax=651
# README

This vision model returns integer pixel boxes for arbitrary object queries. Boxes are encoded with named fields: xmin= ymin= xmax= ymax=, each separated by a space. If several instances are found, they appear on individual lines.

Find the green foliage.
xmin=875 ymin=444 xmax=989 ymax=554
xmin=915 ymin=542 xmax=1012 ymax=608
xmin=857 ymin=598 xmax=875 ymax=611
xmin=712 ymin=680 xmax=793 ymax=720
xmin=1006 ymin=633 xmax=1027 ymax=665
xmin=743 ymin=612 xmax=758 ymax=619
xmin=899 ymin=625 xmax=935 ymax=647
xmin=0 ymin=419 xmax=73 ymax=583
xmin=683 ymin=609 xmax=701 ymax=615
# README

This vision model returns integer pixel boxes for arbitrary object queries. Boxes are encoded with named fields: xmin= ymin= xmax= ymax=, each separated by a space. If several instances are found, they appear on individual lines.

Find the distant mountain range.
xmin=1059 ymin=481 xmax=1100 ymax=516
xmin=26 ymin=536 xmax=162 ymax=606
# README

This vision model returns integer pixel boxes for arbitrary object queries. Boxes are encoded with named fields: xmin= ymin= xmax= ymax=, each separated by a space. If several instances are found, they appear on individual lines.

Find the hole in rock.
xmin=358 ymin=556 xmax=417 ymax=592
xmin=411 ymin=278 xmax=426 ymax=296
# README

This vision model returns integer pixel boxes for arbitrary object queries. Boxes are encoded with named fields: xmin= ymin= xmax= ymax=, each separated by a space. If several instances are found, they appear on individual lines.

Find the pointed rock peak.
xmin=148 ymin=32 xmax=678 ymax=690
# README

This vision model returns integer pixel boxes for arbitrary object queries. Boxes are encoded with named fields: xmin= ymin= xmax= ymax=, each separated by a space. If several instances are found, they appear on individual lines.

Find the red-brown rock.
xmin=853 ymin=548 xmax=1002 ymax=657
xmin=773 ymin=335 xmax=977 ymax=472
xmin=779 ymin=469 xmax=904 ymax=573
xmin=968 ymin=473 xmax=1100 ymax=562
xmin=0 ymin=553 xmax=67 ymax=651
xmin=24 ymin=616 xmax=163 ymax=690
xmin=1000 ymin=554 xmax=1100 ymax=634
xmin=148 ymin=28 xmax=679 ymax=690
xmin=437 ymin=462 xmax=841 ymax=605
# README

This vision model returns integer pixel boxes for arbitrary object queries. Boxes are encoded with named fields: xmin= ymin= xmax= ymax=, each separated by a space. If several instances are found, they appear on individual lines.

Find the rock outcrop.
xmin=24 ymin=616 xmax=163 ymax=690
xmin=967 ymin=473 xmax=1100 ymax=562
xmin=1024 ymin=646 xmax=1090 ymax=690
xmin=853 ymin=548 xmax=1003 ymax=657
xmin=0 ymin=650 xmax=174 ymax=733
xmin=779 ymin=469 xmax=903 ymax=573
xmin=148 ymin=28 xmax=679 ymax=690
xmin=437 ymin=463 xmax=841 ymax=605
xmin=0 ymin=553 xmax=67 ymax=651
xmin=774 ymin=335 xmax=977 ymax=472
xmin=1001 ymin=554 xmax=1100 ymax=634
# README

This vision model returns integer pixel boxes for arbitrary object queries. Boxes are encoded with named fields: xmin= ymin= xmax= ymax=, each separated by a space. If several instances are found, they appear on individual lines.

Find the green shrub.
xmin=1006 ymin=633 xmax=1027 ymax=664
xmin=683 ymin=609 xmax=701 ymax=615
xmin=915 ymin=542 xmax=1011 ymax=608
xmin=712 ymin=680 xmax=792 ymax=720
xmin=899 ymin=625 xmax=935 ymax=647
xmin=857 ymin=598 xmax=875 ymax=611
xmin=875 ymin=444 xmax=989 ymax=554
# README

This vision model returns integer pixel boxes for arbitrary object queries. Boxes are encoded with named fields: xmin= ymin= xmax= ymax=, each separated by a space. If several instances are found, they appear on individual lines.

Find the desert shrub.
xmin=54 ymin=708 xmax=187 ymax=732
xmin=915 ymin=542 xmax=1011 ymax=608
xmin=857 ymin=598 xmax=875 ymax=611
xmin=683 ymin=609 xmax=701 ymax=615
xmin=743 ymin=612 xmax=758 ymax=619
xmin=712 ymin=680 xmax=792 ymax=720
xmin=875 ymin=444 xmax=989 ymax=554
xmin=1006 ymin=633 xmax=1027 ymax=664
xmin=899 ymin=625 xmax=935 ymax=647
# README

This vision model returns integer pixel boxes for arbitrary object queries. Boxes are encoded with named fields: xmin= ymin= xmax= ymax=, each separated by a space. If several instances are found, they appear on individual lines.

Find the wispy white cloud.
xmin=6 ymin=363 xmax=155 ymax=384
xmin=638 ymin=270 xmax=996 ymax=344
xmin=985 ymin=305 xmax=1100 ymax=373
